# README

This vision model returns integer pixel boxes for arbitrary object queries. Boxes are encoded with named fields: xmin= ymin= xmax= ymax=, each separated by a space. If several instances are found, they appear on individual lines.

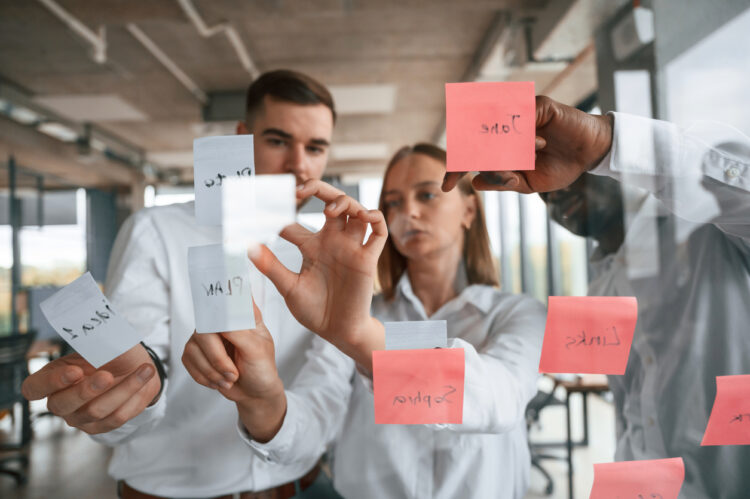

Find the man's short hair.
xmin=245 ymin=69 xmax=336 ymax=125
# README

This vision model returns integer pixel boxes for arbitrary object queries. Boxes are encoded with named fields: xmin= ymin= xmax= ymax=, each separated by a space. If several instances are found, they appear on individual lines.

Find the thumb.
xmin=248 ymin=243 xmax=298 ymax=300
xmin=221 ymin=299 xmax=272 ymax=349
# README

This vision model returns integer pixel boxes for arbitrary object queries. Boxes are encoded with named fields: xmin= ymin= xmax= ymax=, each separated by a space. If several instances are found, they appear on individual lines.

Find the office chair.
xmin=0 ymin=331 xmax=36 ymax=485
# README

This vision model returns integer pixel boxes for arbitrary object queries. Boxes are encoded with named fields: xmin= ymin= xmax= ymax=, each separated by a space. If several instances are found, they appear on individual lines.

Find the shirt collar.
xmin=394 ymin=263 xmax=495 ymax=318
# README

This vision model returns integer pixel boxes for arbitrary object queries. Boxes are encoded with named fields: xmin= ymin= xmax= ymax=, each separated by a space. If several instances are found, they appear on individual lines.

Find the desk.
xmin=532 ymin=374 xmax=609 ymax=499
xmin=558 ymin=375 xmax=609 ymax=499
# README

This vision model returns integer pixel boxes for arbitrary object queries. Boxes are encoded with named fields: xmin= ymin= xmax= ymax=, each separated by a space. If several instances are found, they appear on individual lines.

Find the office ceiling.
xmin=0 ymin=0 xmax=626 ymax=189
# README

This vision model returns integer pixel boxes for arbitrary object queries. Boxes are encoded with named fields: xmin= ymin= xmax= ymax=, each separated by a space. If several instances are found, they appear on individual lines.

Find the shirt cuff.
xmin=237 ymin=390 xmax=301 ymax=464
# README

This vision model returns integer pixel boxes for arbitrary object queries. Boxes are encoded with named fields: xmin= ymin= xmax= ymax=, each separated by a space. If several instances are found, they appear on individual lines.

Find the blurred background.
xmin=1 ymin=0 xmax=749 ymax=497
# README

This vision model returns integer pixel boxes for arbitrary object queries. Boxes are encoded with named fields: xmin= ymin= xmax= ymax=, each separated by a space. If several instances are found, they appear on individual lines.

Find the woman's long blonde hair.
xmin=377 ymin=143 xmax=499 ymax=300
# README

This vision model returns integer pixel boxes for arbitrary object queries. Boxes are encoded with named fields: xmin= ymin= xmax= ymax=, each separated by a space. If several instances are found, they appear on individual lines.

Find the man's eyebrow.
xmin=383 ymin=189 xmax=401 ymax=196
xmin=310 ymin=138 xmax=330 ymax=147
xmin=262 ymin=128 xmax=330 ymax=147
xmin=262 ymin=128 xmax=292 ymax=139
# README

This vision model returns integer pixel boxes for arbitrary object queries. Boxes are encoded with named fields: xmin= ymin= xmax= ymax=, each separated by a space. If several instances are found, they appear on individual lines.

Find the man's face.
xmin=237 ymin=95 xmax=333 ymax=206
xmin=539 ymin=173 xmax=624 ymax=238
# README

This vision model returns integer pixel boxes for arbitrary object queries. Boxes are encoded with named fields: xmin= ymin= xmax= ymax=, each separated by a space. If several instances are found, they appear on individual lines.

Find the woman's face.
xmin=382 ymin=153 xmax=476 ymax=262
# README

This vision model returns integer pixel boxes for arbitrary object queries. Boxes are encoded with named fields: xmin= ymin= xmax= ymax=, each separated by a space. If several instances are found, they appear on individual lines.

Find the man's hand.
xmin=181 ymin=302 xmax=286 ymax=442
xmin=442 ymin=95 xmax=614 ymax=194
xmin=249 ymin=179 xmax=388 ymax=370
xmin=21 ymin=344 xmax=160 ymax=434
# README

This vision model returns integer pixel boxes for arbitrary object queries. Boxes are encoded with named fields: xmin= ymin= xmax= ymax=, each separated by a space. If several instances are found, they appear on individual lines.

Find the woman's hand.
xmin=181 ymin=302 xmax=286 ymax=442
xmin=442 ymin=95 xmax=614 ymax=194
xmin=249 ymin=179 xmax=388 ymax=369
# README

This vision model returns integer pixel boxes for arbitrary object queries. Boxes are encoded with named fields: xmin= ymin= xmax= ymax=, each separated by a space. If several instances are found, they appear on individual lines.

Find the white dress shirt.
xmin=245 ymin=270 xmax=545 ymax=499
xmin=92 ymin=201 xmax=352 ymax=498
xmin=588 ymin=112 xmax=750 ymax=499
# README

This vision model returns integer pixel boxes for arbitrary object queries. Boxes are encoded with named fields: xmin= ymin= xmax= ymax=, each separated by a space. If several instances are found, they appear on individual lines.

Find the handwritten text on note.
xmin=538 ymin=296 xmax=638 ymax=375
xmin=193 ymin=134 xmax=255 ymax=226
xmin=39 ymin=272 xmax=145 ymax=368
xmin=701 ymin=375 xmax=750 ymax=446
xmin=373 ymin=348 xmax=464 ymax=425
xmin=188 ymin=243 xmax=255 ymax=333
xmin=445 ymin=81 xmax=535 ymax=172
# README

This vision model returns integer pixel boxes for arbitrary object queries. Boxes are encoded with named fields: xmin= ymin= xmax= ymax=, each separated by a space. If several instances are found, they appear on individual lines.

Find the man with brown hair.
xmin=22 ymin=70 xmax=352 ymax=499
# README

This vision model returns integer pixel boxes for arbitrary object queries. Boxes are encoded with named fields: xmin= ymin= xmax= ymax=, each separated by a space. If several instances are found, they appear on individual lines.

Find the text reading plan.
xmin=445 ymin=81 xmax=535 ymax=172
xmin=188 ymin=243 xmax=255 ymax=333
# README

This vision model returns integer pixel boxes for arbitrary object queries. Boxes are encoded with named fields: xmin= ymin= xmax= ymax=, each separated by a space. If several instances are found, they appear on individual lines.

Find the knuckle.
xmin=83 ymin=403 xmax=110 ymax=421
xmin=107 ymin=410 xmax=130 ymax=429
xmin=46 ymin=398 xmax=61 ymax=415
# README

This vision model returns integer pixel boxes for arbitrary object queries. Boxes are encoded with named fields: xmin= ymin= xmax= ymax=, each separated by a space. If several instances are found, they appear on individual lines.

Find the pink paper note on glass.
xmin=590 ymin=458 xmax=684 ymax=499
xmin=701 ymin=375 xmax=750 ymax=446
xmin=373 ymin=348 xmax=464 ymax=425
xmin=539 ymin=296 xmax=638 ymax=375
xmin=445 ymin=81 xmax=535 ymax=172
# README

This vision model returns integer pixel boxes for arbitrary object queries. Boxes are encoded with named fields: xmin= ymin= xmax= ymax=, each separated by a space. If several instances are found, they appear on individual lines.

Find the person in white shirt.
xmin=183 ymin=143 xmax=546 ymax=498
xmin=447 ymin=95 xmax=750 ymax=499
xmin=21 ymin=70 xmax=354 ymax=499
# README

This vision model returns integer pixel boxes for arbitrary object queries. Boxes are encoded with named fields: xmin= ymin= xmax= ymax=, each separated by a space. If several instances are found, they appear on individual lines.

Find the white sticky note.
xmin=222 ymin=174 xmax=296 ymax=251
xmin=39 ymin=272 xmax=145 ymax=368
xmin=193 ymin=135 xmax=255 ymax=225
xmin=188 ymin=243 xmax=256 ymax=333
xmin=384 ymin=320 xmax=448 ymax=350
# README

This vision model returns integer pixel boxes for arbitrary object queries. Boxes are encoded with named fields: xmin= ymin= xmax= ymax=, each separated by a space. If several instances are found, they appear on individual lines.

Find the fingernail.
xmin=209 ymin=382 xmax=219 ymax=390
xmin=484 ymin=173 xmax=508 ymax=185
xmin=61 ymin=370 xmax=79 ymax=385
xmin=218 ymin=380 xmax=232 ymax=390
xmin=296 ymin=183 xmax=305 ymax=191
xmin=223 ymin=372 xmax=236 ymax=381
xmin=136 ymin=365 xmax=154 ymax=383
xmin=327 ymin=201 xmax=337 ymax=211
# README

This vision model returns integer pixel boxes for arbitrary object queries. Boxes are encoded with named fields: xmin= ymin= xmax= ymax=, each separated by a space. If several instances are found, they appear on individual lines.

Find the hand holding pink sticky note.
xmin=701 ymin=375 xmax=750 ymax=446
xmin=539 ymin=296 xmax=638 ymax=375
xmin=373 ymin=348 xmax=464 ymax=425
xmin=445 ymin=81 xmax=535 ymax=172
xmin=590 ymin=457 xmax=684 ymax=499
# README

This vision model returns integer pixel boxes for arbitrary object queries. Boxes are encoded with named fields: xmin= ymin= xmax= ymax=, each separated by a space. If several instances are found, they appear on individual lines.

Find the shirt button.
xmin=645 ymin=355 xmax=654 ymax=366
xmin=727 ymin=167 xmax=739 ymax=178
xmin=648 ymin=416 xmax=655 ymax=427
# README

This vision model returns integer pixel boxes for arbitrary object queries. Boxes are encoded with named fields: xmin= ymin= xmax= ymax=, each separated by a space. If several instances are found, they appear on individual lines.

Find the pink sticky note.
xmin=445 ymin=81 xmax=535 ymax=172
xmin=590 ymin=458 xmax=685 ymax=499
xmin=538 ymin=296 xmax=638 ymax=375
xmin=701 ymin=375 xmax=750 ymax=446
xmin=373 ymin=348 xmax=464 ymax=425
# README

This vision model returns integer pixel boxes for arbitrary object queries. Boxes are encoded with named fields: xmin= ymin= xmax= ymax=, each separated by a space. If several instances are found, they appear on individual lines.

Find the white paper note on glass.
xmin=193 ymin=134 xmax=255 ymax=225
xmin=39 ymin=272 xmax=145 ymax=368
xmin=222 ymin=174 xmax=296 ymax=252
xmin=384 ymin=320 xmax=448 ymax=350
xmin=188 ymin=243 xmax=256 ymax=333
